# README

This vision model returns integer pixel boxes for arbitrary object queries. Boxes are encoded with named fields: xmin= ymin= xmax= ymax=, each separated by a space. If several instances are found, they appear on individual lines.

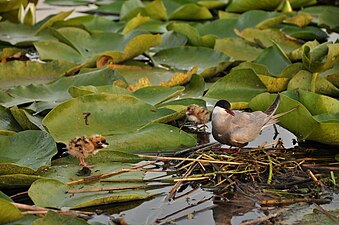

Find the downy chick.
xmin=185 ymin=104 xmax=211 ymax=130
xmin=67 ymin=135 xmax=108 ymax=168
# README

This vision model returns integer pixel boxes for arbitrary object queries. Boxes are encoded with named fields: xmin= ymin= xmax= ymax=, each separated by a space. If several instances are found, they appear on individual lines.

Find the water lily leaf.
xmin=0 ymin=21 xmax=54 ymax=46
xmin=283 ymin=13 xmax=313 ymax=27
xmin=236 ymin=28 xmax=302 ymax=53
xmin=152 ymin=31 xmax=187 ymax=52
xmin=134 ymin=86 xmax=184 ymax=105
xmin=249 ymin=92 xmax=318 ymax=141
xmin=170 ymin=3 xmax=212 ymax=20
xmin=167 ymin=22 xmax=203 ymax=47
xmin=143 ymin=0 xmax=167 ymax=20
xmin=0 ymin=67 xmax=120 ymax=110
xmin=226 ymin=0 xmax=316 ymax=12
xmin=0 ymin=106 xmax=22 ymax=132
xmin=298 ymin=90 xmax=339 ymax=115
xmin=181 ymin=74 xmax=205 ymax=98
xmin=303 ymin=6 xmax=339 ymax=32
xmin=42 ymin=94 xmax=178 ymax=143
xmin=54 ymin=15 xmax=123 ymax=33
xmin=44 ymin=0 xmax=92 ymax=6
xmin=309 ymin=114 xmax=339 ymax=145
xmin=280 ymin=25 xmax=327 ymax=42
xmin=214 ymin=38 xmax=263 ymax=61
xmin=257 ymin=75 xmax=290 ymax=92
xmin=255 ymin=43 xmax=291 ymax=77
xmin=288 ymin=70 xmax=339 ymax=97
xmin=197 ymin=18 xmax=238 ymax=38
xmin=106 ymin=123 xmax=196 ymax=153
xmin=52 ymin=151 xmax=141 ymax=168
xmin=235 ymin=10 xmax=282 ymax=30
xmin=35 ymin=28 xmax=160 ymax=64
xmin=35 ymin=10 xmax=73 ymax=34
xmin=120 ymin=0 xmax=144 ymax=21
xmin=69 ymin=85 xmax=131 ymax=98
xmin=9 ymin=106 xmax=43 ymax=130
xmin=0 ymin=60 xmax=75 ymax=90
xmin=3 ymin=214 xmax=38 ymax=225
xmin=28 ymin=178 xmax=151 ymax=209
xmin=0 ymin=191 xmax=12 ymax=201
xmin=152 ymin=46 xmax=230 ymax=78
xmin=302 ymin=42 xmax=339 ymax=73
xmin=0 ymin=130 xmax=57 ymax=170
xmin=233 ymin=61 xmax=270 ymax=75
xmin=0 ymin=198 xmax=23 ymax=224
xmin=0 ymin=174 xmax=42 ymax=188
xmin=205 ymin=68 xmax=267 ymax=102
xmin=122 ymin=15 xmax=150 ymax=34
xmin=31 ymin=211 xmax=89 ymax=225
xmin=98 ymin=33 xmax=162 ymax=64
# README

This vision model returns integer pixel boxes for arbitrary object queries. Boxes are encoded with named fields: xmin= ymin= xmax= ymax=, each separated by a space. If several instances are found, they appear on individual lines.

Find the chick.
xmin=67 ymin=135 xmax=108 ymax=168
xmin=185 ymin=104 xmax=211 ymax=131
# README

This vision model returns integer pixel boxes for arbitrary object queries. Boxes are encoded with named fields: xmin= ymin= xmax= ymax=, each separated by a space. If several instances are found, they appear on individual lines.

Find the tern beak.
xmin=226 ymin=108 xmax=235 ymax=116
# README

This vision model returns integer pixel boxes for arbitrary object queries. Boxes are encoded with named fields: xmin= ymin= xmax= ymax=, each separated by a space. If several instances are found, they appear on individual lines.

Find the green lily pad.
xmin=302 ymin=42 xmax=339 ymax=73
xmin=31 ymin=211 xmax=89 ymax=225
xmin=298 ymin=90 xmax=339 ymax=115
xmin=280 ymin=25 xmax=328 ymax=42
xmin=4 ymin=214 xmax=38 ymax=225
xmin=9 ymin=106 xmax=43 ymax=130
xmin=0 ymin=174 xmax=42 ymax=188
xmin=0 ymin=198 xmax=23 ymax=224
xmin=0 ymin=106 xmax=22 ymax=132
xmin=105 ymin=123 xmax=196 ymax=153
xmin=0 ymin=60 xmax=75 ymax=90
xmin=255 ymin=43 xmax=291 ymax=77
xmin=0 ymin=21 xmax=53 ymax=46
xmin=205 ymin=68 xmax=267 ymax=102
xmin=288 ymin=70 xmax=339 ymax=97
xmin=170 ymin=3 xmax=212 ymax=20
xmin=0 ymin=67 xmax=122 ymax=109
xmin=214 ymin=38 xmax=263 ymax=61
xmin=28 ymin=178 xmax=151 ymax=209
xmin=152 ymin=46 xmax=230 ymax=78
xmin=68 ymin=84 xmax=131 ymax=98
xmin=42 ymin=93 xmax=178 ymax=143
xmin=134 ymin=86 xmax=184 ymax=105
xmin=181 ymin=74 xmax=205 ymax=98
xmin=0 ymin=130 xmax=57 ymax=170
xmin=236 ymin=28 xmax=302 ymax=53
xmin=226 ymin=0 xmax=316 ymax=12
xmin=34 ymin=28 xmax=161 ymax=64
xmin=249 ymin=92 xmax=317 ymax=141
xmin=303 ymin=6 xmax=339 ymax=32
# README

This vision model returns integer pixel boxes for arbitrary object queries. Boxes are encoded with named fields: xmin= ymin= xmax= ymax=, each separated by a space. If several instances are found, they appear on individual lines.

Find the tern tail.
xmin=264 ymin=94 xmax=280 ymax=116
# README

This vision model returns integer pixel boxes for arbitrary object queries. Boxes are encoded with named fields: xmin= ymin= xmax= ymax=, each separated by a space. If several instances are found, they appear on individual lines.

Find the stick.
xmin=173 ymin=142 xmax=219 ymax=156
xmin=137 ymin=154 xmax=241 ymax=165
xmin=306 ymin=169 xmax=324 ymax=189
xmin=156 ymin=196 xmax=213 ymax=222
xmin=302 ymin=164 xmax=339 ymax=171
xmin=314 ymin=203 xmax=339 ymax=220
xmin=12 ymin=202 xmax=94 ymax=216
xmin=260 ymin=198 xmax=330 ymax=205
xmin=238 ymin=209 xmax=283 ymax=225
xmin=66 ymin=161 xmax=157 ymax=185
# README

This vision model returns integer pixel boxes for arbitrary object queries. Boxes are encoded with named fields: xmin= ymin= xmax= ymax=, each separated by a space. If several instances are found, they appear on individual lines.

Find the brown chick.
xmin=185 ymin=104 xmax=211 ymax=130
xmin=67 ymin=135 xmax=109 ymax=168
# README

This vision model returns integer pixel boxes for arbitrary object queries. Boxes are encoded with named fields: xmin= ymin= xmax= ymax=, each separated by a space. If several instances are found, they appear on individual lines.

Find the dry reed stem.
xmin=137 ymin=154 xmax=241 ymax=165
